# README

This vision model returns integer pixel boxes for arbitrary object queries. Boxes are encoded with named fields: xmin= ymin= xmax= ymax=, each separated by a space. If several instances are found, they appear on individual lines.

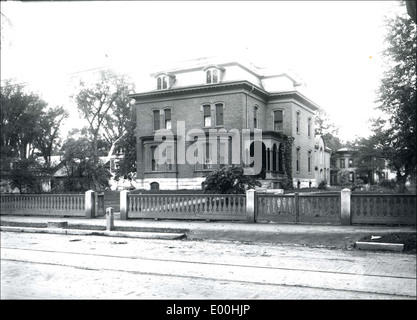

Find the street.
xmin=1 ymin=231 xmax=416 ymax=300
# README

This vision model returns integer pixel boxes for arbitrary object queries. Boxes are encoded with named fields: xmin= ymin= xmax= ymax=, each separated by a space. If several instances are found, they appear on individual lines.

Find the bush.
xmin=317 ymin=180 xmax=328 ymax=190
xmin=202 ymin=166 xmax=261 ymax=194
xmin=351 ymin=178 xmax=365 ymax=191
xmin=378 ymin=179 xmax=397 ymax=190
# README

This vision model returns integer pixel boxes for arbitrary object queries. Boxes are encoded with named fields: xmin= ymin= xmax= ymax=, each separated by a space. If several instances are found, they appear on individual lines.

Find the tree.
xmin=1 ymin=81 xmax=46 ymax=161
xmin=1 ymin=82 xmax=68 ymax=193
xmin=314 ymin=107 xmax=344 ymax=152
xmin=351 ymin=136 xmax=386 ymax=184
xmin=72 ymin=70 xmax=135 ymax=165
xmin=33 ymin=106 xmax=68 ymax=171
xmin=114 ymin=111 xmax=137 ymax=182
xmin=60 ymin=129 xmax=111 ymax=191
xmin=372 ymin=11 xmax=416 ymax=192
xmin=202 ymin=166 xmax=261 ymax=194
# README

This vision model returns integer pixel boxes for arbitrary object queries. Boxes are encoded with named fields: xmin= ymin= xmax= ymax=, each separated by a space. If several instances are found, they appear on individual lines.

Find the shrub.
xmin=202 ymin=166 xmax=261 ymax=194
xmin=351 ymin=178 xmax=365 ymax=191
xmin=337 ymin=169 xmax=351 ymax=186
xmin=317 ymin=180 xmax=328 ymax=190
xmin=378 ymin=179 xmax=397 ymax=190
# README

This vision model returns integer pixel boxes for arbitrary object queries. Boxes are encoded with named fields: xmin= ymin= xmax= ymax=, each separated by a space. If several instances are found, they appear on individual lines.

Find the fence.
xmin=257 ymin=192 xmax=341 ymax=224
xmin=351 ymin=193 xmax=416 ymax=225
xmin=121 ymin=192 xmax=247 ymax=221
xmin=0 ymin=190 xmax=103 ymax=218
xmin=121 ymin=189 xmax=415 ymax=225
xmin=1 ymin=189 xmax=415 ymax=225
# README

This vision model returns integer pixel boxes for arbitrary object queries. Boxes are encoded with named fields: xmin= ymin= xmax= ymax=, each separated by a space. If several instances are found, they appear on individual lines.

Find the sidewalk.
xmin=1 ymin=214 xmax=415 ymax=251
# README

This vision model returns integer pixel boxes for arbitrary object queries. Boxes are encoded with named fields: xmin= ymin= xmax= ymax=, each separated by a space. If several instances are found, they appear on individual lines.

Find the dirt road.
xmin=1 ymin=231 xmax=416 ymax=300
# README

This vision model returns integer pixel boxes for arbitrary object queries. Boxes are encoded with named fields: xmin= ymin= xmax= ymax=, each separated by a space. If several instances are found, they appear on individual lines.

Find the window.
xmin=278 ymin=144 xmax=284 ymax=172
xmin=164 ymin=109 xmax=171 ymax=130
xmin=308 ymin=117 xmax=312 ymax=138
xmin=206 ymin=70 xmax=212 ymax=84
xmin=348 ymin=158 xmax=354 ymax=168
xmin=203 ymin=141 xmax=213 ymax=169
xmin=203 ymin=104 xmax=211 ymax=127
xmin=272 ymin=144 xmax=277 ymax=171
xmin=166 ymin=145 xmax=174 ymax=171
xmin=340 ymin=159 xmax=345 ymax=168
xmin=206 ymin=68 xmax=220 ymax=84
xmin=153 ymin=110 xmax=160 ymax=130
xmin=308 ymin=150 xmax=312 ymax=173
xmin=151 ymin=146 xmax=157 ymax=171
xmin=150 ymin=182 xmax=159 ymax=190
xmin=215 ymin=103 xmax=224 ymax=126
xmin=296 ymin=111 xmax=300 ymax=134
xmin=157 ymin=75 xmax=168 ymax=90
xmin=296 ymin=147 xmax=300 ymax=172
xmin=274 ymin=110 xmax=283 ymax=131
xmin=254 ymin=106 xmax=258 ymax=128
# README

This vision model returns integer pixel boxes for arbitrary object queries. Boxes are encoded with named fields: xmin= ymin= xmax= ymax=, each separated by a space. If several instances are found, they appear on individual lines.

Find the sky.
xmin=0 ymin=0 xmax=407 ymax=142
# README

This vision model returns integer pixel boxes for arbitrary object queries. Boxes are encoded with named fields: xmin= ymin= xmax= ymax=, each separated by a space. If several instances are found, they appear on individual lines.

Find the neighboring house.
xmin=330 ymin=148 xmax=396 ymax=185
xmin=330 ymin=148 xmax=357 ymax=185
xmin=314 ymin=135 xmax=332 ymax=186
xmin=130 ymin=56 xmax=330 ymax=190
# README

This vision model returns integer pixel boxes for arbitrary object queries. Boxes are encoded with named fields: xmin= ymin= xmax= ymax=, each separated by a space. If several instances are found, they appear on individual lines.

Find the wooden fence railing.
xmin=125 ymin=193 xmax=246 ymax=221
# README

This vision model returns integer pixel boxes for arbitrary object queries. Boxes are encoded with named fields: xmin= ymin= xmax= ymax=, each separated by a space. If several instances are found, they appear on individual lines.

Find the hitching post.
xmin=106 ymin=207 xmax=115 ymax=231
xmin=340 ymin=188 xmax=352 ymax=225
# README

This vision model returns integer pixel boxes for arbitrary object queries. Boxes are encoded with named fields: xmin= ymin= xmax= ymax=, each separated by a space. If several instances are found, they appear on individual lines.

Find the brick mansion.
xmin=129 ymin=57 xmax=331 ymax=190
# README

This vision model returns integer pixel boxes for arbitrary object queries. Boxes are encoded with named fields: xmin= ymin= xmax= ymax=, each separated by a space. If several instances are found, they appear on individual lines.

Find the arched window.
xmin=254 ymin=106 xmax=258 ymax=128
xmin=205 ymin=67 xmax=222 ymax=84
xmin=157 ymin=75 xmax=168 ymax=89
xmin=278 ymin=144 xmax=284 ymax=172
xmin=206 ymin=70 xmax=212 ymax=84
xmin=215 ymin=103 xmax=224 ymax=126
xmin=296 ymin=147 xmax=300 ymax=172
xmin=273 ymin=110 xmax=283 ymax=131
xmin=150 ymin=182 xmax=159 ymax=190
xmin=164 ymin=108 xmax=172 ymax=130
xmin=156 ymin=74 xmax=174 ymax=90
xmin=296 ymin=111 xmax=300 ymax=134
xmin=203 ymin=104 xmax=211 ymax=127
xmin=272 ymin=144 xmax=277 ymax=171
xmin=212 ymin=69 xmax=218 ymax=83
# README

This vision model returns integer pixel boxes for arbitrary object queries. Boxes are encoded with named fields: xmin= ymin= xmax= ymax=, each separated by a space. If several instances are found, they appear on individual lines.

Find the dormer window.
xmin=206 ymin=69 xmax=219 ymax=84
xmin=157 ymin=76 xmax=168 ymax=90
xmin=203 ymin=65 xmax=224 ymax=84
xmin=156 ymin=73 xmax=175 ymax=90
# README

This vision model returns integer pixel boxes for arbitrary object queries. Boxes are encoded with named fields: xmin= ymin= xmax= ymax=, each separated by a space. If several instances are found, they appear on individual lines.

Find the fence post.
xmin=120 ymin=190 xmax=130 ymax=220
xmin=85 ymin=190 xmax=96 ymax=219
xmin=106 ymin=207 xmax=115 ymax=231
xmin=246 ymin=189 xmax=257 ymax=223
xmin=340 ymin=188 xmax=351 ymax=225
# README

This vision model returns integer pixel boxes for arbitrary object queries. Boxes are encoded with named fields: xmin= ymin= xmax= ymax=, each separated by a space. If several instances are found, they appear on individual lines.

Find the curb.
xmin=355 ymin=241 xmax=404 ymax=252
xmin=0 ymin=226 xmax=186 ymax=240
